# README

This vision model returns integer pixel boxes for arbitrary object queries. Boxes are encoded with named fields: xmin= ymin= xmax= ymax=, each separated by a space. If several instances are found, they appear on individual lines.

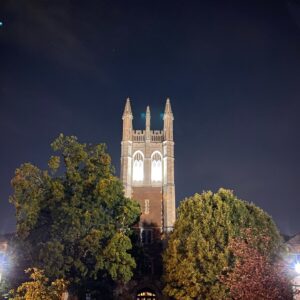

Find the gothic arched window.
xmin=133 ymin=151 xmax=144 ymax=182
xmin=136 ymin=290 xmax=156 ymax=300
xmin=151 ymin=151 xmax=162 ymax=182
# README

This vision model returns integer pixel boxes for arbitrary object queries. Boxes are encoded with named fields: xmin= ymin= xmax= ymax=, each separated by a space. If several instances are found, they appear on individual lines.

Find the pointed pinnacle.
xmin=146 ymin=106 xmax=151 ymax=126
xmin=164 ymin=98 xmax=173 ymax=114
xmin=123 ymin=97 xmax=132 ymax=117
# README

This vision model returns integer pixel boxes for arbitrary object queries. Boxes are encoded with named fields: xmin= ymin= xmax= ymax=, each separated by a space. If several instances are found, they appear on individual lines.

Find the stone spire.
xmin=163 ymin=98 xmax=174 ymax=141
xmin=122 ymin=97 xmax=132 ymax=118
xmin=122 ymin=98 xmax=133 ymax=141
xmin=164 ymin=97 xmax=173 ymax=114
xmin=145 ymin=105 xmax=151 ymax=141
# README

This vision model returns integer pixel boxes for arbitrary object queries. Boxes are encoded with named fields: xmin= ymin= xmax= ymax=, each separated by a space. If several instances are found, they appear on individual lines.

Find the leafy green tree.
xmin=9 ymin=268 xmax=67 ymax=300
xmin=10 ymin=134 xmax=140 ymax=295
xmin=163 ymin=188 xmax=282 ymax=300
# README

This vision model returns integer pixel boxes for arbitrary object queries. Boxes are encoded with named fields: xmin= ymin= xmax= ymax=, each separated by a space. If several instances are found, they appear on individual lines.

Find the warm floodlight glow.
xmin=295 ymin=262 xmax=300 ymax=274
xmin=133 ymin=160 xmax=143 ymax=181
xmin=151 ymin=151 xmax=162 ymax=182
xmin=133 ymin=151 xmax=144 ymax=182
xmin=151 ymin=160 xmax=162 ymax=182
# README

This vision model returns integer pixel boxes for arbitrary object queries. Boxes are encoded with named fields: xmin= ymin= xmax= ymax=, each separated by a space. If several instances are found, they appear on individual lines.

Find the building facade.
xmin=120 ymin=98 xmax=176 ymax=300
xmin=121 ymin=98 xmax=176 ymax=234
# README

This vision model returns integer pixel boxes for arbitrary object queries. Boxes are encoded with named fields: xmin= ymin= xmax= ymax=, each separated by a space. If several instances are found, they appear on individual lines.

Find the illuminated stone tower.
xmin=120 ymin=98 xmax=176 ymax=236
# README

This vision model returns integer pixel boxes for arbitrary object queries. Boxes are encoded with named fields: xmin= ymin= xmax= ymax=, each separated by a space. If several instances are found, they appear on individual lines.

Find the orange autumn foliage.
xmin=220 ymin=229 xmax=294 ymax=300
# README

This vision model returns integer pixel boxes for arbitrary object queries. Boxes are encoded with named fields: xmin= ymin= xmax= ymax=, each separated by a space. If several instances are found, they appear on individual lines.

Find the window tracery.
xmin=151 ymin=151 xmax=162 ymax=182
xmin=133 ymin=151 xmax=144 ymax=182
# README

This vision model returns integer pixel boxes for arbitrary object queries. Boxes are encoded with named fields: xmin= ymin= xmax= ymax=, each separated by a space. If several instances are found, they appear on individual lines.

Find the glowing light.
xmin=152 ymin=160 xmax=162 ymax=182
xmin=0 ymin=22 xmax=3 ymax=27
xmin=133 ymin=160 xmax=143 ymax=181
xmin=295 ymin=262 xmax=300 ymax=274
xmin=137 ymin=291 xmax=156 ymax=296
xmin=0 ymin=253 xmax=7 ymax=283
xmin=151 ymin=151 xmax=162 ymax=182
xmin=133 ymin=151 xmax=144 ymax=182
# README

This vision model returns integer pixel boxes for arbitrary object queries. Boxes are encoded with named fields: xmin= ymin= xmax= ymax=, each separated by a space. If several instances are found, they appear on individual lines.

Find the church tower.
xmin=120 ymin=98 xmax=176 ymax=236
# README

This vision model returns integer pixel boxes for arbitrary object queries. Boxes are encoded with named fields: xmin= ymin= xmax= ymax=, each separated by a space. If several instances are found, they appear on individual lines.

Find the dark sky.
xmin=1 ymin=0 xmax=300 ymax=236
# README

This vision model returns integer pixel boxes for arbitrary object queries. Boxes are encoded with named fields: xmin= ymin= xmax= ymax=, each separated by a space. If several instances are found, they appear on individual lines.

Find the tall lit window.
xmin=151 ymin=151 xmax=162 ymax=182
xmin=133 ymin=151 xmax=144 ymax=182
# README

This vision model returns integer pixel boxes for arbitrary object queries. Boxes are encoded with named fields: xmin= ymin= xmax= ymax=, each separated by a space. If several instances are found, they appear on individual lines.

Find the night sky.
xmin=1 ymin=0 xmax=300 ymax=236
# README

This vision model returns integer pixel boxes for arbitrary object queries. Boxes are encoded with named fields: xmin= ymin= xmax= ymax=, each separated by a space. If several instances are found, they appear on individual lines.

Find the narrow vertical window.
xmin=144 ymin=199 xmax=150 ymax=214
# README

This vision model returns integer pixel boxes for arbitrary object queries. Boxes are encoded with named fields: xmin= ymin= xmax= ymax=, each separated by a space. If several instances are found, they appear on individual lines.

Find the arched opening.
xmin=136 ymin=289 xmax=157 ymax=300
xmin=151 ymin=151 xmax=162 ymax=183
xmin=133 ymin=151 xmax=144 ymax=182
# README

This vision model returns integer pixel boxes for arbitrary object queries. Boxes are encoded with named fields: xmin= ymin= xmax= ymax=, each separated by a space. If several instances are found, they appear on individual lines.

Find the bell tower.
xmin=120 ymin=98 xmax=176 ymax=234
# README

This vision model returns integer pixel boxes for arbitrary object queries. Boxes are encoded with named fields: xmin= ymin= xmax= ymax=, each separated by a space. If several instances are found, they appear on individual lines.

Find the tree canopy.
xmin=9 ymin=268 xmax=67 ymax=300
xmin=10 ymin=134 xmax=140 ymax=293
xmin=163 ymin=188 xmax=282 ymax=300
xmin=220 ymin=229 xmax=293 ymax=300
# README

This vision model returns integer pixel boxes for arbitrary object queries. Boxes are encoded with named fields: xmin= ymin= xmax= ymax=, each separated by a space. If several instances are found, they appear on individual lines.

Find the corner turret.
xmin=122 ymin=98 xmax=133 ymax=141
xmin=163 ymin=98 xmax=174 ymax=141
xmin=145 ymin=106 xmax=151 ymax=141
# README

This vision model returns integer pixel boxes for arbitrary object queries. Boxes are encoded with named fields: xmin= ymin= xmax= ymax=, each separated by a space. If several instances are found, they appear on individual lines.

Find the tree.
xmin=10 ymin=134 xmax=140 ymax=295
xmin=163 ymin=188 xmax=282 ymax=300
xmin=9 ymin=268 xmax=67 ymax=300
xmin=220 ymin=229 xmax=293 ymax=300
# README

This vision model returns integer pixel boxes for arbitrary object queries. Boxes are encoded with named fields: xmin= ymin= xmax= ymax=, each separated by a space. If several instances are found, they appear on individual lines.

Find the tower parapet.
xmin=132 ymin=130 xmax=164 ymax=143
